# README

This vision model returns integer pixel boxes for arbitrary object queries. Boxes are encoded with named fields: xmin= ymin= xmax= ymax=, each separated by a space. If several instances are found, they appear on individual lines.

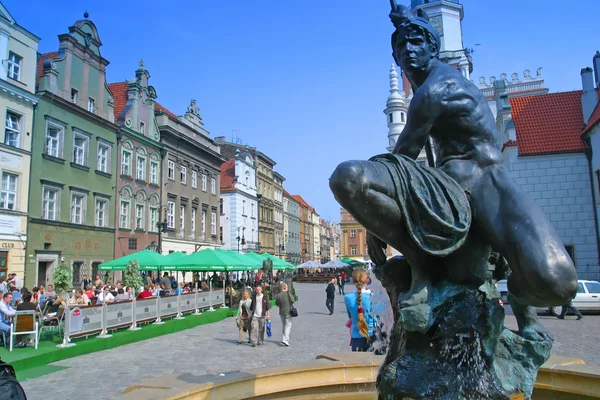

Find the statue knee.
xmin=535 ymin=257 xmax=577 ymax=306
xmin=329 ymin=161 xmax=365 ymax=200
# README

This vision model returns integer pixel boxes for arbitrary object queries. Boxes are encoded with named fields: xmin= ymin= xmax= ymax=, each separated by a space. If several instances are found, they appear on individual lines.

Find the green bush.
xmin=122 ymin=260 xmax=145 ymax=294
xmin=53 ymin=262 xmax=72 ymax=295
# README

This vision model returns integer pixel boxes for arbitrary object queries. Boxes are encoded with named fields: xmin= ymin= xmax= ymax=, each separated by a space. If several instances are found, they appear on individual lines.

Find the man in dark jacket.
xmin=326 ymin=279 xmax=335 ymax=315
xmin=250 ymin=286 xmax=271 ymax=347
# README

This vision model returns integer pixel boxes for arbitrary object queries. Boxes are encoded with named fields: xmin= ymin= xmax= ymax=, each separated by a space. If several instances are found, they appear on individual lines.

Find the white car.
xmin=544 ymin=280 xmax=600 ymax=316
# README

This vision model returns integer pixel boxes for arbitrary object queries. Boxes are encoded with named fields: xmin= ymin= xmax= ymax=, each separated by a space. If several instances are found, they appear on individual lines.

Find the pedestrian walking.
xmin=236 ymin=290 xmax=252 ymax=344
xmin=275 ymin=283 xmax=294 ymax=346
xmin=250 ymin=286 xmax=270 ymax=347
xmin=326 ymin=279 xmax=336 ymax=315
xmin=557 ymin=299 xmax=583 ymax=320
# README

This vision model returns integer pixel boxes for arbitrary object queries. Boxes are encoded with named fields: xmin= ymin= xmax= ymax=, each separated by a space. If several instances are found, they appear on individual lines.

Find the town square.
xmin=0 ymin=0 xmax=599 ymax=399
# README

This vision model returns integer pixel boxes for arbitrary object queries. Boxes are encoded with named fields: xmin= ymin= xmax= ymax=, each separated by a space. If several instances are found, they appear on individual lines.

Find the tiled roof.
xmin=107 ymin=82 xmax=128 ymax=120
xmin=155 ymin=102 xmax=177 ymax=119
xmin=509 ymin=91 xmax=587 ymax=156
xmin=283 ymin=189 xmax=294 ymax=199
xmin=292 ymin=195 xmax=315 ymax=213
xmin=583 ymin=101 xmax=600 ymax=136
xmin=220 ymin=159 xmax=235 ymax=191
xmin=36 ymin=52 xmax=58 ymax=86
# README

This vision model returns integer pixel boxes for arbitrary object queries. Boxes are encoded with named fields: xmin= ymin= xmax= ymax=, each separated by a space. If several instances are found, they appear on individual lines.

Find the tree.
xmin=53 ymin=261 xmax=72 ymax=295
xmin=122 ymin=260 xmax=144 ymax=295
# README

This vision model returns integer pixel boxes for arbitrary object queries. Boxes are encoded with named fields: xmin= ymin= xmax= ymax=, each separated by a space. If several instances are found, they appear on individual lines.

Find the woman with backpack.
xmin=236 ymin=290 xmax=252 ymax=345
xmin=344 ymin=268 xmax=375 ymax=352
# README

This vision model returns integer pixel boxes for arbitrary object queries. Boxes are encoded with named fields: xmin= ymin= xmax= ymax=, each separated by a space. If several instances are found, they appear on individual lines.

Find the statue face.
xmin=394 ymin=29 xmax=434 ymax=72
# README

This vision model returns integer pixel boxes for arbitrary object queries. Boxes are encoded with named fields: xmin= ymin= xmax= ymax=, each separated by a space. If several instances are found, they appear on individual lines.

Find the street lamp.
xmin=278 ymin=237 xmax=285 ymax=258
xmin=154 ymin=205 xmax=168 ymax=253
xmin=236 ymin=231 xmax=246 ymax=253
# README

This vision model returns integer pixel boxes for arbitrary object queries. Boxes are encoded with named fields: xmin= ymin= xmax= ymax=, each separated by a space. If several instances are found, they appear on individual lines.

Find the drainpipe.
xmin=584 ymin=143 xmax=600 ymax=262
xmin=24 ymin=102 xmax=37 ymax=286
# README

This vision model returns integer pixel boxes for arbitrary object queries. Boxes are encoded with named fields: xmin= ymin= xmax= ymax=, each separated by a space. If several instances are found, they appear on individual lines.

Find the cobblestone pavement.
xmin=21 ymin=282 xmax=600 ymax=399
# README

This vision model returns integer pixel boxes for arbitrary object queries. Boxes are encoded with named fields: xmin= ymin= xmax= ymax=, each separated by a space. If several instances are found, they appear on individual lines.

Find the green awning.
xmin=256 ymin=252 xmax=296 ymax=270
xmin=170 ymin=248 xmax=249 ymax=271
xmin=213 ymin=249 xmax=262 ymax=270
xmin=98 ymin=250 xmax=166 ymax=271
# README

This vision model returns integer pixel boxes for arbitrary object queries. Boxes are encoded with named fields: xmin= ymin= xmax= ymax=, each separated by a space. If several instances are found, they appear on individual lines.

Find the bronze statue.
xmin=329 ymin=1 xmax=578 ymax=398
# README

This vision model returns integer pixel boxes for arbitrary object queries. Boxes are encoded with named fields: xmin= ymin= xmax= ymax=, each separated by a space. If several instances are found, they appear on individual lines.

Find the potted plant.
xmin=53 ymin=261 xmax=72 ymax=296
xmin=122 ymin=260 xmax=145 ymax=295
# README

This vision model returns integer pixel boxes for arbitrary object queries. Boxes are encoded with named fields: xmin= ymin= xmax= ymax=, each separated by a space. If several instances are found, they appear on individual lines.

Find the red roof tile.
xmin=36 ymin=52 xmax=58 ymax=87
xmin=283 ymin=189 xmax=294 ymax=199
xmin=107 ymin=82 xmax=128 ymax=120
xmin=220 ymin=159 xmax=235 ymax=191
xmin=583 ymin=101 xmax=600 ymax=135
xmin=509 ymin=91 xmax=587 ymax=156
xmin=155 ymin=102 xmax=177 ymax=119
xmin=292 ymin=195 xmax=315 ymax=212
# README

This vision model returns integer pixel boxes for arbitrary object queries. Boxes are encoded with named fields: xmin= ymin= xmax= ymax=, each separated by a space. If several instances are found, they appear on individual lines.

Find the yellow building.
xmin=0 ymin=4 xmax=39 ymax=281
xmin=340 ymin=208 xmax=392 ymax=261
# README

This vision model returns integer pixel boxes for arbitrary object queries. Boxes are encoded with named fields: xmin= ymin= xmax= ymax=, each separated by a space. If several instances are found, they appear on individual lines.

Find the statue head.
xmin=389 ymin=0 xmax=440 ymax=73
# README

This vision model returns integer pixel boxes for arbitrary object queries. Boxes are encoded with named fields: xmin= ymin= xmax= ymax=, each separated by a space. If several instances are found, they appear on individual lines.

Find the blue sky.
xmin=7 ymin=0 xmax=600 ymax=221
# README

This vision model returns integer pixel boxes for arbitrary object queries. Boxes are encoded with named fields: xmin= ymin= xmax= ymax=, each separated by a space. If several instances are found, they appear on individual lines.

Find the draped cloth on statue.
xmin=369 ymin=153 xmax=472 ymax=256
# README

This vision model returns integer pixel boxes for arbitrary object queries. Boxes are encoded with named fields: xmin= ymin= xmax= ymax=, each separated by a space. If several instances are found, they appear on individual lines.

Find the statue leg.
xmin=470 ymin=165 xmax=578 ymax=340
xmin=330 ymin=160 xmax=433 ymax=305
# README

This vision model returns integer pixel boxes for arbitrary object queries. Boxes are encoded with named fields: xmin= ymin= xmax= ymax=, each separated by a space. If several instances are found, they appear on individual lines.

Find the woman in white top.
xmin=236 ymin=290 xmax=252 ymax=345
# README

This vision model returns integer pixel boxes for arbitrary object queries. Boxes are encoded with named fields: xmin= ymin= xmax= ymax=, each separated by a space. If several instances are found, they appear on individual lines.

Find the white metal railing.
xmin=56 ymin=289 xmax=225 ymax=348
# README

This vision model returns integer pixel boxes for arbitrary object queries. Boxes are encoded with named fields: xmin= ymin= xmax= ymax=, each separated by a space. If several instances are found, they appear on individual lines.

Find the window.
xmin=401 ymin=112 xmax=406 ymax=123
xmin=0 ymin=173 xmax=17 ymax=210
xmin=251 ymin=203 xmax=255 ymax=218
xmin=95 ymin=198 xmax=107 ymax=227
xmin=87 ymin=97 xmax=95 ymax=113
xmin=150 ymin=161 xmax=158 ymax=185
xmin=97 ymin=143 xmax=110 ymax=173
xmin=42 ymin=187 xmax=59 ymax=220
xmin=5 ymin=112 xmax=21 ymax=148
xmin=191 ymin=208 xmax=196 ymax=235
xmin=201 ymin=210 xmax=206 ymax=240
xmin=168 ymin=160 xmax=175 ymax=180
xmin=201 ymin=174 xmax=207 ymax=191
xmin=120 ymin=200 xmax=130 ymax=229
xmin=180 ymin=205 xmax=185 ymax=232
xmin=211 ymin=212 xmax=216 ymax=235
xmin=191 ymin=171 xmax=197 ymax=189
xmin=149 ymin=207 xmax=158 ymax=232
xmin=45 ymin=123 xmax=63 ymax=157
xmin=128 ymin=238 xmax=137 ymax=250
xmin=7 ymin=52 xmax=21 ymax=81
xmin=350 ymin=246 xmax=357 ymax=256
xmin=350 ymin=229 xmax=356 ymax=238
xmin=72 ymin=261 xmax=84 ymax=288
xmin=167 ymin=201 xmax=175 ymax=228
xmin=136 ymin=156 xmax=146 ymax=181
xmin=180 ymin=166 xmax=187 ymax=184
xmin=139 ymin=121 xmax=145 ymax=135
xmin=73 ymin=133 xmax=89 ymax=165
xmin=136 ymin=204 xmax=145 ymax=230
xmin=564 ymin=245 xmax=576 ymax=266
xmin=211 ymin=177 xmax=216 ymax=195
xmin=71 ymin=88 xmax=78 ymax=103
xmin=242 ymin=200 xmax=246 ymax=216
xmin=121 ymin=150 xmax=131 ymax=176
xmin=70 ymin=193 xmax=86 ymax=224
xmin=388 ymin=113 xmax=393 ymax=123
xmin=219 ymin=198 xmax=224 ymax=214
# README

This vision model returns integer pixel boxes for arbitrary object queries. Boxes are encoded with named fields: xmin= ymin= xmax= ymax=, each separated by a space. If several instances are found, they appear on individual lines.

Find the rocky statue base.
xmin=375 ymin=257 xmax=552 ymax=400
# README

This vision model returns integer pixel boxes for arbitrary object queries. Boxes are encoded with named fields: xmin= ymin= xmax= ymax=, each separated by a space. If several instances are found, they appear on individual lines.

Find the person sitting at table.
xmin=53 ymin=293 xmax=67 ymax=307
xmin=137 ymin=285 xmax=153 ymax=299
xmin=200 ymin=281 xmax=209 ymax=291
xmin=84 ymin=285 xmax=94 ymax=300
xmin=126 ymin=286 xmax=134 ymax=299
xmin=96 ymin=286 xmax=114 ymax=304
xmin=0 ymin=292 xmax=15 ymax=345
xmin=16 ymin=292 xmax=36 ymax=311
xmin=114 ymin=288 xmax=130 ymax=302
xmin=46 ymin=284 xmax=56 ymax=299
xmin=70 ymin=289 xmax=90 ymax=306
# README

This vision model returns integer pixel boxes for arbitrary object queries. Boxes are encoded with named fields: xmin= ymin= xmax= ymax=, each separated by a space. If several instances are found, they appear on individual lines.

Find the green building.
xmin=25 ymin=17 xmax=118 ymax=289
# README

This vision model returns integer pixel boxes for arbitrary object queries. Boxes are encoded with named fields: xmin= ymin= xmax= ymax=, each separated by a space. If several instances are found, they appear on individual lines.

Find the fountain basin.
xmin=116 ymin=353 xmax=600 ymax=400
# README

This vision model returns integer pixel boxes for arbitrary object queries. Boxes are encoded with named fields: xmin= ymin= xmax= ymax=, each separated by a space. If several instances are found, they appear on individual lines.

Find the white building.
xmin=220 ymin=148 xmax=258 ymax=253
xmin=0 ymin=4 xmax=39 ymax=280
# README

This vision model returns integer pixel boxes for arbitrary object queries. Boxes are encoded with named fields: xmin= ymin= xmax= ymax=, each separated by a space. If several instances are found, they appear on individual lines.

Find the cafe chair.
xmin=9 ymin=311 xmax=39 ymax=351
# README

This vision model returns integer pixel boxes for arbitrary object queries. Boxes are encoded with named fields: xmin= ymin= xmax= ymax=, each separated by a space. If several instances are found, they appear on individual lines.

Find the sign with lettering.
xmin=0 ymin=151 xmax=22 ymax=169
xmin=69 ymin=305 xmax=103 ymax=337
xmin=0 ymin=215 xmax=20 ymax=235
xmin=105 ymin=301 xmax=133 ymax=328
xmin=160 ymin=295 xmax=178 ymax=318
xmin=135 ymin=297 xmax=157 ymax=323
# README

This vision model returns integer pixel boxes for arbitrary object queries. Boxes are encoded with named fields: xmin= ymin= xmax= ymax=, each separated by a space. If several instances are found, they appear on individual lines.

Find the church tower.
xmin=385 ymin=64 xmax=408 ymax=152
xmin=409 ymin=0 xmax=472 ymax=79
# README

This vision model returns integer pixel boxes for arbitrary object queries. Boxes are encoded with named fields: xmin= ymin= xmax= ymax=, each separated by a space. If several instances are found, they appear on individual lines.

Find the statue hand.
xmin=367 ymin=232 xmax=388 ymax=266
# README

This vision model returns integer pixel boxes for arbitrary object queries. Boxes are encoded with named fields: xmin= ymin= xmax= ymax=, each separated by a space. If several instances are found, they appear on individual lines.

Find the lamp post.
xmin=278 ymin=237 xmax=285 ymax=258
xmin=155 ymin=205 xmax=168 ymax=253
xmin=236 ymin=229 xmax=246 ymax=253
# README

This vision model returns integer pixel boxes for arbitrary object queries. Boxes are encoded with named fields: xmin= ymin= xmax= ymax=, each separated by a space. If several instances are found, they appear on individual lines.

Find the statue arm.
xmin=392 ymin=89 xmax=437 ymax=159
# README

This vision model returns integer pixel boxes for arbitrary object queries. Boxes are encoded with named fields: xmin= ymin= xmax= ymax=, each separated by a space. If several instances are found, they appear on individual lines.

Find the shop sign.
xmin=0 ymin=151 xmax=22 ymax=169
xmin=0 ymin=215 xmax=20 ymax=235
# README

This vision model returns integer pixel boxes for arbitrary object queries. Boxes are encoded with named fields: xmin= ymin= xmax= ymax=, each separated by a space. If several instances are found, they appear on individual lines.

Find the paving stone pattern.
xmin=20 ymin=282 xmax=600 ymax=399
